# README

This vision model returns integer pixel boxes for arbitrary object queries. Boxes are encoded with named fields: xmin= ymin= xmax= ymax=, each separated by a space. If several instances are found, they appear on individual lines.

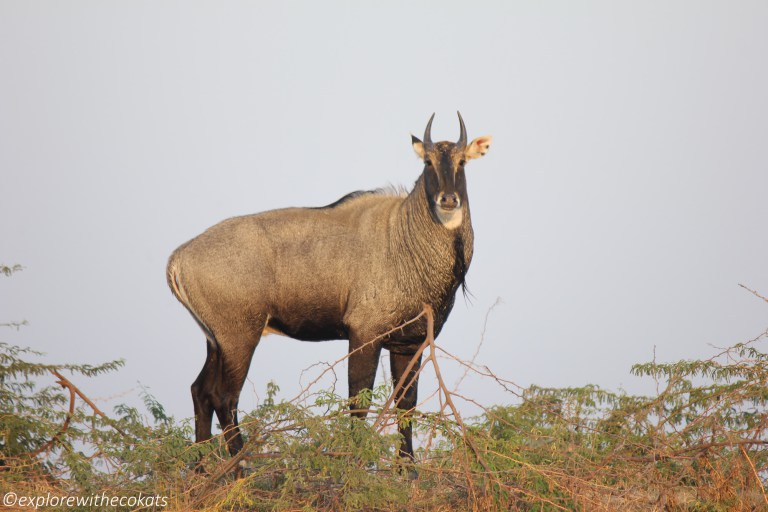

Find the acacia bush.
xmin=1 ymin=265 xmax=766 ymax=511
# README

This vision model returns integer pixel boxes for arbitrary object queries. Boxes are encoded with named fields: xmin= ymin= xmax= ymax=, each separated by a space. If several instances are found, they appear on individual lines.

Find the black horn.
xmin=456 ymin=111 xmax=467 ymax=148
xmin=423 ymin=113 xmax=435 ymax=148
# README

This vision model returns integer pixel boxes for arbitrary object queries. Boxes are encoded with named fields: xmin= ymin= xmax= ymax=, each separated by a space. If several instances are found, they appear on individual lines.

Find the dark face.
xmin=411 ymin=113 xmax=470 ymax=229
xmin=421 ymin=141 xmax=467 ymax=214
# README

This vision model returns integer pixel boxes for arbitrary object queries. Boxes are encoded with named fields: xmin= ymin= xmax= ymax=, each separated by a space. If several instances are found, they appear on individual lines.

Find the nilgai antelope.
xmin=167 ymin=112 xmax=492 ymax=472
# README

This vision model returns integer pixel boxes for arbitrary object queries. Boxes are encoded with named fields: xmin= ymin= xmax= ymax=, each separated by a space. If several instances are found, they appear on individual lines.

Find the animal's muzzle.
xmin=437 ymin=192 xmax=460 ymax=211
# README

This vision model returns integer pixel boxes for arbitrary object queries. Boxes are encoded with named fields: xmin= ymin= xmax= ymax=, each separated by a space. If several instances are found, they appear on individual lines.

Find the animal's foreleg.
xmin=347 ymin=335 xmax=382 ymax=418
xmin=389 ymin=351 xmax=422 ymax=465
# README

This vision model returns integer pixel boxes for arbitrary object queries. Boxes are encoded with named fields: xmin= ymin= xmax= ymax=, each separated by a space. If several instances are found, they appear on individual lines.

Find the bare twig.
xmin=0 ymin=321 xmax=28 ymax=330
xmin=21 ymin=369 xmax=127 ymax=459
xmin=739 ymin=284 xmax=768 ymax=304
xmin=26 ymin=375 xmax=76 ymax=458
xmin=50 ymin=369 xmax=127 ymax=436
xmin=453 ymin=297 xmax=502 ymax=392
xmin=740 ymin=444 xmax=768 ymax=506
xmin=290 ymin=309 xmax=429 ymax=404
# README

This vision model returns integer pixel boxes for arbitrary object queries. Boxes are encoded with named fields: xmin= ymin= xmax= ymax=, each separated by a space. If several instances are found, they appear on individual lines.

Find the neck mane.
xmin=390 ymin=175 xmax=474 ymax=308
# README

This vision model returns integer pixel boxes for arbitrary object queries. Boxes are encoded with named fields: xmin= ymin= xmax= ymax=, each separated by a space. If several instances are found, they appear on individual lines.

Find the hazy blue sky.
xmin=2 ymin=2 xmax=767 ymax=423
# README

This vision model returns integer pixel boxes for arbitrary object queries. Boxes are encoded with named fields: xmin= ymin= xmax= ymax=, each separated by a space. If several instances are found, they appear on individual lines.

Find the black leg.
xmin=390 ymin=351 xmax=421 ymax=479
xmin=192 ymin=314 xmax=265 ymax=464
xmin=347 ymin=335 xmax=382 ymax=418
xmin=191 ymin=341 xmax=218 ymax=445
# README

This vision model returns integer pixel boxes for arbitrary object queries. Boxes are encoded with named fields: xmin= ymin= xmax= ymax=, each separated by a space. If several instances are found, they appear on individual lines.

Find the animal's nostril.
xmin=439 ymin=194 xmax=459 ymax=209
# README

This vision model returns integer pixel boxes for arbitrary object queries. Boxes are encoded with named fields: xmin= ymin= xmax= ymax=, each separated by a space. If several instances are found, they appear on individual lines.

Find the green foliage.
xmin=0 ymin=340 xmax=208 ymax=508
xmin=1 ymin=334 xmax=766 ymax=511
xmin=2 ymin=264 xmax=766 ymax=510
xmin=0 ymin=263 xmax=22 ymax=277
xmin=472 ymin=337 xmax=768 ymax=511
xmin=0 ymin=263 xmax=27 ymax=330
xmin=219 ymin=384 xmax=409 ymax=511
xmin=0 ymin=342 xmax=124 ymax=461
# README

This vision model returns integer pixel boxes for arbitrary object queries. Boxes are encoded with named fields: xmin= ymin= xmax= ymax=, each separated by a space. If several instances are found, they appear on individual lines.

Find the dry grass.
xmin=3 ymin=295 xmax=768 ymax=511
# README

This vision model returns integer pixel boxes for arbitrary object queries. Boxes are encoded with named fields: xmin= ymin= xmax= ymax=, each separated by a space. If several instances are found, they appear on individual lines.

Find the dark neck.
xmin=390 ymin=175 xmax=474 ymax=307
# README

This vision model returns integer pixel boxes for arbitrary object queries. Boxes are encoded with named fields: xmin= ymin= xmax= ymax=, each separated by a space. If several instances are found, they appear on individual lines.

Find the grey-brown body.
xmin=167 ymin=113 xmax=491 ymax=469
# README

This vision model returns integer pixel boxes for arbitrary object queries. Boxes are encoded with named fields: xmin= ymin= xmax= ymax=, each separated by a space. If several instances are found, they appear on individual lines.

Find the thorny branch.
xmin=49 ymin=369 xmax=128 ymax=437
xmin=21 ymin=369 xmax=128 ymax=460
xmin=739 ymin=283 xmax=768 ymax=304
xmin=198 ymin=292 xmax=768 ymax=509
xmin=8 ymin=287 xmax=768 ymax=511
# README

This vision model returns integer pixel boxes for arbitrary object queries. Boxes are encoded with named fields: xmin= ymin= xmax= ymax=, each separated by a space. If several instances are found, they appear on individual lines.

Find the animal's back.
xmin=167 ymin=192 xmax=405 ymax=341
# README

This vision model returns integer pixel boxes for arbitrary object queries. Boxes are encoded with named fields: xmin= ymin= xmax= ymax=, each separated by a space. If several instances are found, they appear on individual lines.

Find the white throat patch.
xmin=436 ymin=207 xmax=463 ymax=230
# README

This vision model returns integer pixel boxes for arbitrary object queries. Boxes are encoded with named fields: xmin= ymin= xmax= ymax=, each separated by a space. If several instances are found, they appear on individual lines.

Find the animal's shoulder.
xmin=313 ymin=187 xmax=407 ymax=210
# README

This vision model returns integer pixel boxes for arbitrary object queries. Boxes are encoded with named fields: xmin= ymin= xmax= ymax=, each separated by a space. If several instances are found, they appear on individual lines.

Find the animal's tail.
xmin=167 ymin=252 xmax=217 ymax=348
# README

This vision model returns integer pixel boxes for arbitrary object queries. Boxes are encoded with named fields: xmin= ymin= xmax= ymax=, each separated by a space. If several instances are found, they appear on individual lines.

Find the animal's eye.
xmin=459 ymin=159 xmax=466 ymax=167
xmin=425 ymin=159 xmax=433 ymax=167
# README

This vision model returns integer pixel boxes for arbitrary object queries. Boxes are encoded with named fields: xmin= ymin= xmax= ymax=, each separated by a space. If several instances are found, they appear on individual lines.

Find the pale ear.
xmin=465 ymin=135 xmax=493 ymax=160
xmin=411 ymin=134 xmax=425 ymax=159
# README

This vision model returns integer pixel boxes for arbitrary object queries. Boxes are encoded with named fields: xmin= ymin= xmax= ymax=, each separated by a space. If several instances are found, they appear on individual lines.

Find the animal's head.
xmin=411 ymin=112 xmax=492 ymax=229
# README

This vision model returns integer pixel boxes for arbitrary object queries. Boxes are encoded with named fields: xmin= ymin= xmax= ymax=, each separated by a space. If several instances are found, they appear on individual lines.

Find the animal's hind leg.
xmin=211 ymin=315 xmax=267 ymax=456
xmin=191 ymin=341 xmax=219 ymax=445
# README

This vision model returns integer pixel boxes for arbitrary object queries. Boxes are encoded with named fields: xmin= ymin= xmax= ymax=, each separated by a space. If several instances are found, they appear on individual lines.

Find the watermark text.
xmin=3 ymin=492 xmax=168 ymax=509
